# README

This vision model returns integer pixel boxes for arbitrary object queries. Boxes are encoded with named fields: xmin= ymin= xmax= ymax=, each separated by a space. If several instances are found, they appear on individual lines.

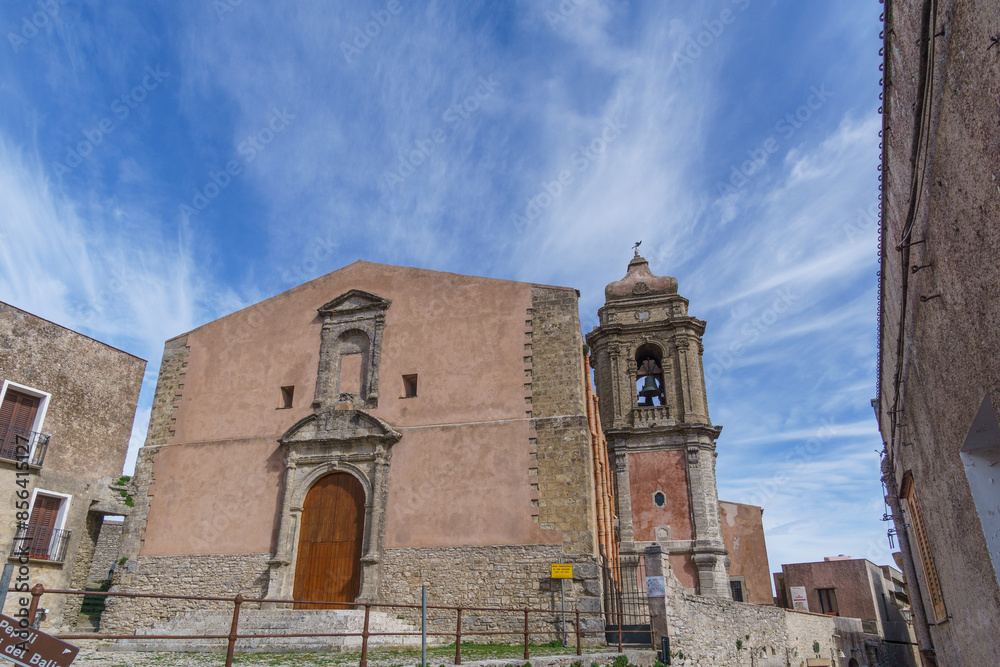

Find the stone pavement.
xmin=71 ymin=642 xmax=656 ymax=667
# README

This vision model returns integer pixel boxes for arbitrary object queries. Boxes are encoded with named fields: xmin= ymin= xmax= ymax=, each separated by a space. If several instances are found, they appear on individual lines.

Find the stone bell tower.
xmin=586 ymin=250 xmax=730 ymax=598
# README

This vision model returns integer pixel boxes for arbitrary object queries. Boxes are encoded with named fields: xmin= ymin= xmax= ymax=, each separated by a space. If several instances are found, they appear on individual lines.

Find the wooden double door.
xmin=292 ymin=473 xmax=365 ymax=609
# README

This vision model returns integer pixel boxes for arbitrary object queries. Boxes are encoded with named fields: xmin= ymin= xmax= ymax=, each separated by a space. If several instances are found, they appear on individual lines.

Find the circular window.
xmin=653 ymin=491 xmax=666 ymax=507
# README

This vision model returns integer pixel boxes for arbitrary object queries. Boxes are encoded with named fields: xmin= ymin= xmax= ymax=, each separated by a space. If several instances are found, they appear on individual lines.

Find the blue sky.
xmin=0 ymin=1 xmax=888 ymax=577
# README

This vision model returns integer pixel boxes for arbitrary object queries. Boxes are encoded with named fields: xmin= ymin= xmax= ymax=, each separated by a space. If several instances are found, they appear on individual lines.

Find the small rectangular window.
xmin=730 ymin=579 xmax=744 ymax=602
xmin=817 ymin=588 xmax=839 ymax=615
xmin=279 ymin=386 xmax=294 ymax=409
xmin=402 ymin=375 xmax=418 ymax=398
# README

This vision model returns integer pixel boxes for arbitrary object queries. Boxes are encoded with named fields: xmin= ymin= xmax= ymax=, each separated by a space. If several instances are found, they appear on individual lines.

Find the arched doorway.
xmin=293 ymin=473 xmax=365 ymax=609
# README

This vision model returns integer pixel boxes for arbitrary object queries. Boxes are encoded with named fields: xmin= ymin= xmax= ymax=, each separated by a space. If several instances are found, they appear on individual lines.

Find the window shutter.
xmin=0 ymin=391 xmax=15 ymax=426
xmin=29 ymin=495 xmax=61 ymax=530
xmin=1 ymin=390 xmax=40 ymax=431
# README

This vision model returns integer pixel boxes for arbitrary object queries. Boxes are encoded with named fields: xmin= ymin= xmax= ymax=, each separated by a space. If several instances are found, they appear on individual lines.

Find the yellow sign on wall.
xmin=550 ymin=563 xmax=573 ymax=579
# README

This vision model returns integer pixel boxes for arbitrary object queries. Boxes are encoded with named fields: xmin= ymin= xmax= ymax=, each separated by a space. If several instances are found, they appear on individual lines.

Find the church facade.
xmin=103 ymin=255 xmax=746 ymax=632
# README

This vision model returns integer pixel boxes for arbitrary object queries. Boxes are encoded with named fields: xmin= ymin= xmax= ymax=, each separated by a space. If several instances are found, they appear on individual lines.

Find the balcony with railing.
xmin=9 ymin=525 xmax=72 ymax=563
xmin=0 ymin=424 xmax=50 ymax=467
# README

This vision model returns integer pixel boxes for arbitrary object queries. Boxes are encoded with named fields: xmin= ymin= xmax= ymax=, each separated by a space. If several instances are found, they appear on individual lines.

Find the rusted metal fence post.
xmin=360 ymin=603 xmax=371 ymax=667
xmin=575 ymin=609 xmax=582 ymax=656
xmin=454 ymin=607 xmax=462 ymax=665
xmin=523 ymin=607 xmax=530 ymax=660
xmin=27 ymin=584 xmax=43 ymax=627
xmin=224 ymin=593 xmax=243 ymax=667
xmin=617 ymin=604 xmax=623 ymax=653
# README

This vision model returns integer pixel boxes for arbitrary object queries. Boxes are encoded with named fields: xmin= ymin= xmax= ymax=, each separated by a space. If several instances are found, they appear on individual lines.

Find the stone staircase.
xmin=109 ymin=608 xmax=426 ymax=653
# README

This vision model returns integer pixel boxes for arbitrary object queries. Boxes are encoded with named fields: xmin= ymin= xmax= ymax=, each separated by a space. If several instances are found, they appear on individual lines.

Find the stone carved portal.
xmin=266 ymin=291 xmax=401 ymax=603
xmin=267 ymin=409 xmax=401 ymax=602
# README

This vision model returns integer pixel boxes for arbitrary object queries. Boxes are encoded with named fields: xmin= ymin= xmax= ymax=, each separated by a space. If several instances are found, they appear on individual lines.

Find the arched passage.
xmin=292 ymin=472 xmax=366 ymax=609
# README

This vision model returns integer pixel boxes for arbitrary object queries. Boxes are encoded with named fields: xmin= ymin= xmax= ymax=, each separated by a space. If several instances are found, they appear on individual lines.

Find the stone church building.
xmin=103 ymin=253 xmax=768 ymax=633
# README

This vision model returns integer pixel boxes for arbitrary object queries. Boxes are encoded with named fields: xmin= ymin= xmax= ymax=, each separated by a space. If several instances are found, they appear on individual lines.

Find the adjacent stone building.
xmin=876 ymin=0 xmax=1000 ymax=664
xmin=773 ymin=557 xmax=919 ymax=666
xmin=0 ymin=301 xmax=145 ymax=631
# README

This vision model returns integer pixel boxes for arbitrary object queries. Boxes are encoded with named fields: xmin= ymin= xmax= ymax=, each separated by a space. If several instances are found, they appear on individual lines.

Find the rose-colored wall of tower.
xmin=140 ymin=261 xmax=566 ymax=556
xmin=627 ymin=450 xmax=693 ymax=542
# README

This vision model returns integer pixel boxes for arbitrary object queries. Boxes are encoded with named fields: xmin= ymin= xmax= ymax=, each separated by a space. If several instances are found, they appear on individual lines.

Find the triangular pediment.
xmin=280 ymin=409 xmax=401 ymax=445
xmin=318 ymin=290 xmax=391 ymax=318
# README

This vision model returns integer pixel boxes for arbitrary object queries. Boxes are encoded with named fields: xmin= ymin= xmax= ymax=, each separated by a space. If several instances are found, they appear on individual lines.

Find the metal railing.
xmin=0 ymin=424 xmax=50 ymax=467
xmin=14 ymin=584 xmax=640 ymax=667
xmin=9 ymin=526 xmax=71 ymax=562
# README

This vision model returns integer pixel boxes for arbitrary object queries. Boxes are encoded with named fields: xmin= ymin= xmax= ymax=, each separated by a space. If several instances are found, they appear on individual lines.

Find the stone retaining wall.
xmin=86 ymin=520 xmax=123 ymax=583
xmin=379 ymin=545 xmax=602 ymax=639
xmin=99 ymin=553 xmax=270 ymax=633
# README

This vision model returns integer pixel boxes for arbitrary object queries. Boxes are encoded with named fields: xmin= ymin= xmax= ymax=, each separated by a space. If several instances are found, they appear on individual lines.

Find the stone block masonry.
xmin=116 ymin=335 xmax=190 ymax=565
xmin=86 ymin=521 xmax=123 ymax=583
xmin=529 ymin=286 xmax=599 ymax=558
xmin=378 ymin=545 xmax=602 ymax=638
xmin=100 ymin=553 xmax=270 ymax=634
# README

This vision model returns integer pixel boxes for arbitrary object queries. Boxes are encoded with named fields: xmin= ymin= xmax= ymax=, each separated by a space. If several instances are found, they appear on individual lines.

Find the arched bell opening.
xmin=635 ymin=343 xmax=666 ymax=407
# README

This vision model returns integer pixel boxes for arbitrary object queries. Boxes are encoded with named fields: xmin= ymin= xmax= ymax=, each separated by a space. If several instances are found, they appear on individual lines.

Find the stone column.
xmin=609 ymin=343 xmax=625 ymax=428
xmin=685 ymin=436 xmax=730 ymax=598
xmin=359 ymin=452 xmax=390 ymax=601
xmin=613 ymin=449 xmax=635 ymax=549
xmin=266 ymin=459 xmax=299 ymax=600
xmin=644 ymin=544 xmax=672 ymax=654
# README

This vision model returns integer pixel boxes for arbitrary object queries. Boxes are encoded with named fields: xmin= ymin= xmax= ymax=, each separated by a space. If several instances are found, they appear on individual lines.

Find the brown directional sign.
xmin=0 ymin=615 xmax=78 ymax=667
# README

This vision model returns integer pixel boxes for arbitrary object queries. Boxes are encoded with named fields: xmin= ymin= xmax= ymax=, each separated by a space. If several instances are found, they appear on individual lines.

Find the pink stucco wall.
xmin=141 ymin=262 xmax=562 ymax=556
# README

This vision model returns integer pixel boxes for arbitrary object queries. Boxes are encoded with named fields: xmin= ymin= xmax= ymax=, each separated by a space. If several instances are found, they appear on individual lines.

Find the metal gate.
xmin=602 ymin=553 xmax=653 ymax=648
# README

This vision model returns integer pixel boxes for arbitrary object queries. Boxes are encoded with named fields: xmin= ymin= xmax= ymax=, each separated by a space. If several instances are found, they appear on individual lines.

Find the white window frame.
xmin=26 ymin=489 xmax=72 ymax=560
xmin=0 ymin=380 xmax=52 ymax=460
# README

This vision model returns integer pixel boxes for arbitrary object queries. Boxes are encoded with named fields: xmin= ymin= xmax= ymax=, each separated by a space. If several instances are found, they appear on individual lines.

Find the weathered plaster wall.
xmin=719 ymin=501 xmax=773 ymax=605
xmin=878 ymin=0 xmax=1000 ymax=664
xmin=384 ymin=420 xmax=557 ymax=548
xmin=0 ymin=302 xmax=145 ymax=632
xmin=137 ymin=263 xmax=559 ymax=556
xmin=0 ymin=302 xmax=145 ymax=480
xmin=628 ymin=450 xmax=692 ymax=542
xmin=113 ymin=263 xmax=600 ymax=631
xmin=141 ymin=439 xmax=285 ymax=555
